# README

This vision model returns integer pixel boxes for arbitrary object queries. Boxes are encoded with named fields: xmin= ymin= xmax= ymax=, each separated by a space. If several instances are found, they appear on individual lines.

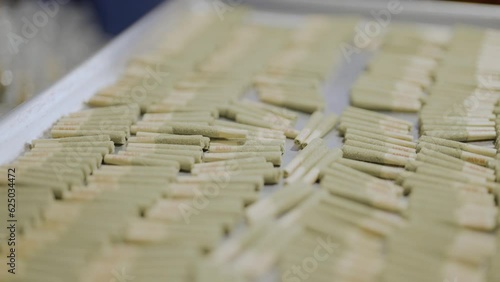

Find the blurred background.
xmin=0 ymin=0 xmax=498 ymax=117
xmin=0 ymin=0 xmax=164 ymax=116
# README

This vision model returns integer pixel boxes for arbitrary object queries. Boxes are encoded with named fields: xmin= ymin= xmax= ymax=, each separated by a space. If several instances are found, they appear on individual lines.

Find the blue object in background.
xmin=89 ymin=0 xmax=166 ymax=35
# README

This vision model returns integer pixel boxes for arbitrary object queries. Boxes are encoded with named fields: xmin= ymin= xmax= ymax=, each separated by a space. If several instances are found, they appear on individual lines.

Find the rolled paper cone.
xmin=345 ymin=133 xmax=416 ymax=153
xmin=135 ymin=131 xmax=161 ymax=136
xmin=99 ymin=164 xmax=175 ymax=173
xmin=210 ymin=222 xmax=272 ymax=264
xmin=321 ymin=182 xmax=405 ymax=212
xmin=146 ymin=105 xmax=220 ymax=117
xmin=350 ymin=93 xmax=421 ymax=112
xmin=423 ymin=130 xmax=496 ymax=142
xmin=418 ymin=142 xmax=493 ymax=167
xmin=167 ymin=183 xmax=258 ymax=194
xmin=342 ymin=145 xmax=410 ymax=167
xmin=302 ymin=149 xmax=343 ymax=184
xmin=192 ymin=162 xmax=273 ymax=174
xmin=146 ymin=103 xmax=218 ymax=113
xmin=65 ymin=110 xmax=139 ymax=124
xmin=103 ymin=154 xmax=180 ymax=169
xmin=87 ymin=175 xmax=171 ymax=186
xmin=415 ymin=165 xmax=488 ymax=186
xmin=118 ymin=151 xmax=194 ymax=171
xmin=346 ymin=129 xmax=416 ymax=148
xmin=223 ymin=105 xmax=293 ymax=127
xmin=254 ymin=74 xmax=319 ymax=90
xmin=192 ymin=157 xmax=267 ymax=169
xmin=240 ymin=131 xmax=287 ymax=141
xmin=419 ymin=119 xmax=495 ymax=127
xmin=131 ymin=124 xmax=247 ymax=139
xmin=57 ymin=115 xmax=135 ymax=124
xmin=259 ymin=91 xmax=324 ymax=113
xmin=345 ymin=140 xmax=417 ymax=159
xmin=340 ymin=122 xmax=413 ymax=141
xmin=323 ymin=168 xmax=403 ymax=198
xmin=208 ymin=145 xmax=282 ymax=154
xmin=213 ymin=120 xmax=286 ymax=137
xmin=142 ymin=112 xmax=214 ymax=120
xmin=125 ymin=220 xmax=223 ymax=249
xmin=17 ymin=155 xmax=98 ymax=171
xmin=134 ymin=121 xmax=212 ymax=130
xmin=141 ymin=115 xmax=215 ymax=124
xmin=420 ymin=125 xmax=494 ymax=132
xmin=168 ymin=185 xmax=258 ymax=205
xmin=128 ymin=135 xmax=210 ymax=148
xmin=416 ymin=154 xmax=494 ymax=181
xmin=31 ymin=135 xmax=111 ymax=146
xmin=246 ymin=183 xmax=313 ymax=224
xmin=338 ymin=158 xmax=405 ymax=180
xmin=339 ymin=117 xmax=411 ymax=133
xmin=124 ymin=147 xmax=202 ymax=162
xmin=418 ymin=135 xmax=496 ymax=157
xmin=203 ymin=152 xmax=282 ymax=166
xmin=23 ymin=151 xmax=103 ymax=168
xmin=339 ymin=119 xmax=410 ymax=135
xmin=286 ymin=145 xmax=329 ymax=184
xmin=52 ymin=124 xmax=131 ymax=135
xmin=294 ymin=111 xmax=324 ymax=146
xmin=126 ymin=142 xmax=203 ymax=151
xmin=210 ymin=140 xmax=285 ymax=152
xmin=203 ymin=168 xmax=282 ymax=184
xmin=402 ymin=177 xmax=488 ymax=194
xmin=235 ymin=114 xmax=298 ymax=139
xmin=33 ymin=141 xmax=115 ymax=153
xmin=418 ymin=148 xmax=494 ymax=176
xmin=30 ymin=145 xmax=110 ymax=157
xmin=94 ymin=167 xmax=177 ymax=180
xmin=244 ymin=134 xmax=287 ymax=143
xmin=420 ymin=111 xmax=495 ymax=120
xmin=73 ymin=103 xmax=141 ymax=113
xmin=176 ymin=175 xmax=264 ymax=191
xmin=233 ymin=225 xmax=302 ymax=279
xmin=411 ymin=186 xmax=494 ymax=205
xmin=324 ymin=163 xmax=403 ymax=195
xmin=320 ymin=192 xmax=406 ymax=227
xmin=343 ymin=106 xmax=413 ymax=128
xmin=302 ymin=113 xmax=339 ymax=147
xmin=284 ymin=138 xmax=325 ymax=177
xmin=51 ymin=130 xmax=127 ymax=144
xmin=239 ymin=100 xmax=298 ymax=120
xmin=322 ymin=172 xmax=402 ymax=199
xmin=300 ymin=211 xmax=380 ymax=252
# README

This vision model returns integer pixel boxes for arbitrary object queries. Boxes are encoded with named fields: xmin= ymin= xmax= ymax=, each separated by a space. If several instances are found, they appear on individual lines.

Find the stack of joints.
xmin=338 ymin=107 xmax=415 ymax=180
xmin=284 ymin=139 xmax=343 ymax=184
xmin=294 ymin=110 xmax=339 ymax=148
xmin=218 ymin=100 xmax=299 ymax=139
xmin=1 ymin=135 xmax=113 ymax=199
xmin=420 ymin=26 xmax=500 ymax=142
xmin=351 ymin=25 xmax=450 ymax=112
xmin=381 ymin=137 xmax=499 ymax=282
xmin=255 ymin=16 xmax=359 ymax=113
xmin=88 ymin=11 xmax=246 ymax=112
xmin=146 ymin=23 xmax=290 ymax=117
xmin=50 ymin=104 xmax=140 ymax=144
xmin=205 ymin=184 xmax=406 ymax=281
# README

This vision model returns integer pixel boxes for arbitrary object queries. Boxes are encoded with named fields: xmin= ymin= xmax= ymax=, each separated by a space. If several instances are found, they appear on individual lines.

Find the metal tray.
xmin=0 ymin=1 xmax=499 ymax=280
